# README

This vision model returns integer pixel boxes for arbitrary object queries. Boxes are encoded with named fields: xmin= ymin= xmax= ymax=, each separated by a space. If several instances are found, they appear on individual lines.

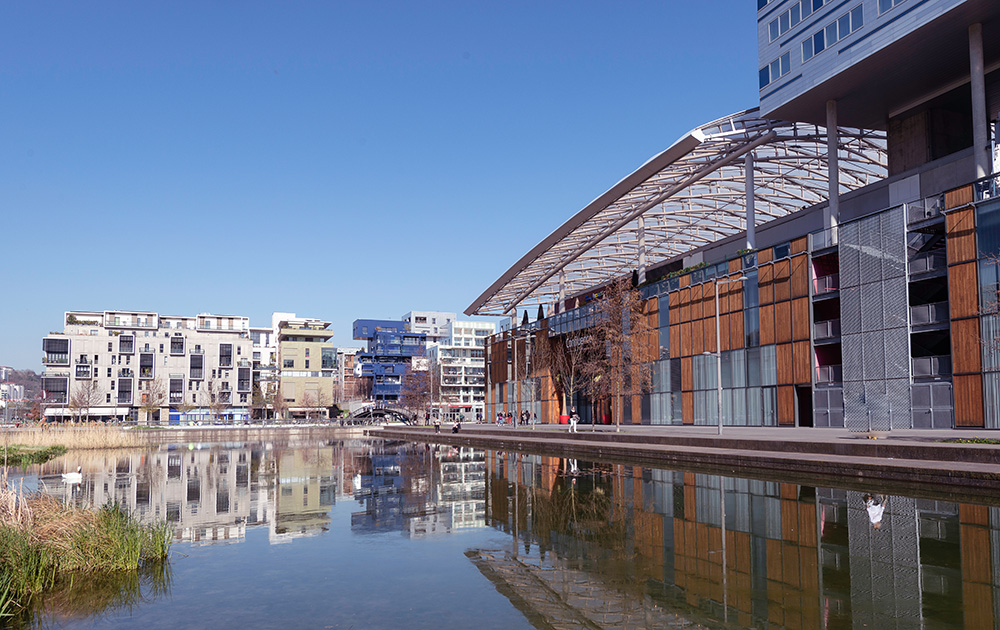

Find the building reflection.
xmin=35 ymin=439 xmax=489 ymax=546
xmin=350 ymin=443 xmax=486 ymax=537
xmin=483 ymin=453 xmax=1000 ymax=629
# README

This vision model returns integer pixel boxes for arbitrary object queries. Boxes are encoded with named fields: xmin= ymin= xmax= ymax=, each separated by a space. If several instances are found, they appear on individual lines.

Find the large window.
xmin=219 ymin=343 xmax=233 ymax=368
xmin=767 ymin=0 xmax=832 ymax=42
xmin=759 ymin=52 xmax=790 ymax=90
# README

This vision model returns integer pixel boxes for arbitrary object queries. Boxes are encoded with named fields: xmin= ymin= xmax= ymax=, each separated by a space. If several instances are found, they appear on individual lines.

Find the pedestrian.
xmin=452 ymin=420 xmax=461 ymax=433
xmin=863 ymin=493 xmax=887 ymax=529
xmin=569 ymin=411 xmax=579 ymax=433
xmin=434 ymin=416 xmax=441 ymax=434
xmin=425 ymin=411 xmax=430 ymax=425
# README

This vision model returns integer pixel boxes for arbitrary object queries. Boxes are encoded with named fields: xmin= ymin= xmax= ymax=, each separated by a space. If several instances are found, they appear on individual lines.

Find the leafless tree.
xmin=270 ymin=384 xmax=289 ymax=421
xmin=206 ymin=377 xmax=232 ymax=423
xmin=399 ymin=368 xmax=431 ymax=420
xmin=68 ymin=379 xmax=104 ymax=423
xmin=138 ymin=377 xmax=167 ymax=425
xmin=537 ymin=329 xmax=597 ymax=419
xmin=584 ymin=275 xmax=655 ymax=431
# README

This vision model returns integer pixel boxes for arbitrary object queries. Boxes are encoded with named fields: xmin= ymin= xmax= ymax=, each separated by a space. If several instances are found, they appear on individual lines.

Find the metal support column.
xmin=826 ymin=100 xmax=840 ymax=229
xmin=970 ymin=23 xmax=990 ymax=179
xmin=637 ymin=215 xmax=647 ymax=285
xmin=745 ymin=151 xmax=756 ymax=250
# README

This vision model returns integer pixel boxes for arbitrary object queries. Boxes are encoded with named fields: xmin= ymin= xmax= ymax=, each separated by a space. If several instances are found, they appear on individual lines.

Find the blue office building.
xmin=353 ymin=319 xmax=427 ymax=404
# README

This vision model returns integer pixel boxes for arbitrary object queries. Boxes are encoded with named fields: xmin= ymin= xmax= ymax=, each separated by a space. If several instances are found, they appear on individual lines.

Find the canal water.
xmin=7 ymin=438 xmax=999 ymax=629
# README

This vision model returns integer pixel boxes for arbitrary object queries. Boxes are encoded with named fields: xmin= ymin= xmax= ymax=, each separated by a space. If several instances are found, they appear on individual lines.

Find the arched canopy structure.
xmin=466 ymin=108 xmax=886 ymax=317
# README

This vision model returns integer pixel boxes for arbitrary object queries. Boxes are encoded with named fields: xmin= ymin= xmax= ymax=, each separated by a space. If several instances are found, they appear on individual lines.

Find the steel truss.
xmin=467 ymin=108 xmax=886 ymax=316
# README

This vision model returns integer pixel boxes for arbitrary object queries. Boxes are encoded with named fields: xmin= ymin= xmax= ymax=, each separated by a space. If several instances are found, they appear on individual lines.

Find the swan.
xmin=62 ymin=466 xmax=82 ymax=484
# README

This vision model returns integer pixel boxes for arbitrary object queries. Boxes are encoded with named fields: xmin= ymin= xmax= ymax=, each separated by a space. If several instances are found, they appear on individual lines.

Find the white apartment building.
xmin=41 ymin=310 xmax=252 ymax=424
xmin=402 ymin=310 xmax=456 ymax=346
xmin=425 ymin=320 xmax=494 ymax=420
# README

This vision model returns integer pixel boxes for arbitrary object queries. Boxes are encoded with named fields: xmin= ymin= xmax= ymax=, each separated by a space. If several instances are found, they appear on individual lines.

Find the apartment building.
xmin=273 ymin=313 xmax=335 ymax=419
xmin=425 ymin=320 xmax=494 ymax=420
xmin=353 ymin=319 xmax=427 ymax=405
xmin=402 ymin=311 xmax=456 ymax=346
xmin=41 ymin=310 xmax=252 ymax=423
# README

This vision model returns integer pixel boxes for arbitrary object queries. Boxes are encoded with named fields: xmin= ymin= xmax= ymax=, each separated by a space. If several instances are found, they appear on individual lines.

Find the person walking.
xmin=434 ymin=416 xmax=441 ymax=434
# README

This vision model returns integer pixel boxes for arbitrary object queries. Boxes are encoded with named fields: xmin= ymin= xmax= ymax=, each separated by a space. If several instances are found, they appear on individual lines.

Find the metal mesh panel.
xmin=881 ymin=208 xmax=907 ymax=279
xmin=861 ymin=282 xmax=885 ymax=333
xmin=884 ymin=327 xmax=910 ymax=380
xmin=841 ymin=285 xmax=862 ymax=336
xmin=866 ymin=380 xmax=891 ymax=431
xmin=860 ymin=216 xmax=883 ymax=284
xmin=839 ymin=221 xmax=861 ymax=289
xmin=844 ymin=380 xmax=868 ymax=432
xmin=842 ymin=333 xmax=864 ymax=382
xmin=887 ymin=378 xmax=911 ymax=429
xmin=863 ymin=331 xmax=886 ymax=381
xmin=884 ymin=276 xmax=909 ymax=330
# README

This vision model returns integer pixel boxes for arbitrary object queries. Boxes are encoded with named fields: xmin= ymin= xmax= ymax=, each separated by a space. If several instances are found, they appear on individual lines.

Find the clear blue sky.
xmin=2 ymin=1 xmax=758 ymax=370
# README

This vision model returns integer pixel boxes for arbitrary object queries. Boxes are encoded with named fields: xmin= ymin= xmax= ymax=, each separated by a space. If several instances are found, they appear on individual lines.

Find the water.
xmin=8 ymin=439 xmax=1000 ymax=629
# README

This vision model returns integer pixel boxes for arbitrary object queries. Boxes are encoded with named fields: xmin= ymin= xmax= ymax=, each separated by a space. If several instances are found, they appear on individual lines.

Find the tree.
xmin=399 ymin=368 xmax=431 ymax=420
xmin=584 ymin=275 xmax=654 ymax=431
xmin=138 ymin=377 xmax=167 ymax=425
xmin=68 ymin=379 xmax=104 ymax=423
xmin=270 ymin=383 xmax=289 ymax=421
xmin=206 ymin=377 xmax=232 ymax=423
xmin=537 ymin=328 xmax=597 ymax=419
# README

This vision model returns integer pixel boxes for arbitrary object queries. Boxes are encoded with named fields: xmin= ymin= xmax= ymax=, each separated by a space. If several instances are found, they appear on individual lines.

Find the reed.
xmin=0 ymin=471 xmax=171 ymax=617
xmin=2 ymin=426 xmax=144 ymax=450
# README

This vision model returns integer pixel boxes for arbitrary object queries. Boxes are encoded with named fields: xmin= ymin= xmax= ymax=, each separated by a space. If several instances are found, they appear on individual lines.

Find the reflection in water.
xmin=483 ymin=452 xmax=999 ymax=629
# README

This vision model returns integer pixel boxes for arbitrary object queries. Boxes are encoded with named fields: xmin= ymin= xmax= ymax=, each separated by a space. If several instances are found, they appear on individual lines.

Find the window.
xmin=759 ymin=52 xmax=791 ymax=89
xmin=802 ymin=5 xmax=863 ymax=61
xmin=305 ymin=360 xmax=310 ymax=369
xmin=283 ymin=359 xmax=294 ymax=368
xmin=767 ymin=0 xmax=829 ymax=42
xmin=878 ymin=0 xmax=904 ymax=14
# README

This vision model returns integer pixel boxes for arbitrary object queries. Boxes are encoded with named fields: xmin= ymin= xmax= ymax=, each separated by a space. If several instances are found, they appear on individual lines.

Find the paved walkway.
xmin=370 ymin=422 xmax=1000 ymax=499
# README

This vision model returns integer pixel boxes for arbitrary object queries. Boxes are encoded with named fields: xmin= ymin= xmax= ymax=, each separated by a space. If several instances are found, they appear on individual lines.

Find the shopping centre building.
xmin=469 ymin=0 xmax=1000 ymax=431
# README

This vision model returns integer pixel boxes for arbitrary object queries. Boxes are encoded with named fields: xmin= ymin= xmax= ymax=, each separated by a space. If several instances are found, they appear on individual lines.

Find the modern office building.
xmin=425 ymin=320 xmax=494 ymax=420
xmin=40 ymin=310 xmax=252 ymax=423
xmin=470 ymin=0 xmax=1000 ymax=431
xmin=353 ymin=319 xmax=427 ymax=405
xmin=402 ymin=311 xmax=457 ymax=346
xmin=273 ymin=313 xmax=335 ymax=419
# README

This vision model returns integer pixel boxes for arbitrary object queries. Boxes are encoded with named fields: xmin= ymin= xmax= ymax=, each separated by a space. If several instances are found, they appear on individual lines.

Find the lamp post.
xmin=706 ymin=275 xmax=747 ymax=435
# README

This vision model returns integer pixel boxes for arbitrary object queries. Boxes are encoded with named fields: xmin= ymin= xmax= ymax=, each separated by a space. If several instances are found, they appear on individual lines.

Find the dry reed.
xmin=2 ymin=426 xmax=144 ymax=450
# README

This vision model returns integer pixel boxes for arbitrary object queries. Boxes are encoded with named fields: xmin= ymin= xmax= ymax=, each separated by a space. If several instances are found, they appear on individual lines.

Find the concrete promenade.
xmin=368 ymin=423 xmax=1000 ymax=503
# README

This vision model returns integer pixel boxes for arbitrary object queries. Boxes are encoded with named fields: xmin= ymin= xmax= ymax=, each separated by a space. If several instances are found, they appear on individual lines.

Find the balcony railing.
xmin=910 ymin=301 xmax=949 ymax=326
xmin=75 ymin=357 xmax=92 ymax=365
xmin=912 ymin=355 xmax=952 ymax=377
xmin=814 ymin=274 xmax=840 ymax=295
xmin=814 ymin=319 xmax=841 ymax=340
xmin=190 ymin=348 xmax=205 ymax=355
xmin=974 ymin=173 xmax=1000 ymax=203
xmin=139 ymin=367 xmax=154 ymax=378
xmin=238 ymin=380 xmax=251 ymax=392
xmin=118 ymin=368 xmax=134 ymax=378
xmin=44 ymin=354 xmax=69 ymax=365
xmin=169 ymin=393 xmax=184 ymax=404
xmin=816 ymin=364 xmax=843 ymax=384
xmin=75 ymin=365 xmax=92 ymax=379
xmin=909 ymin=251 xmax=947 ymax=275
xmin=905 ymin=195 xmax=945 ymax=224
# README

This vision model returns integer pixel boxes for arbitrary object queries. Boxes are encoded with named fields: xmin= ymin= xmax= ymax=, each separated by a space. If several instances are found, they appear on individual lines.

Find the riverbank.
xmin=367 ymin=424 xmax=1000 ymax=502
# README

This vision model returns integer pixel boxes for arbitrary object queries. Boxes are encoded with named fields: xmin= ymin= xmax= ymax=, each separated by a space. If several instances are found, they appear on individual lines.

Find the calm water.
xmin=8 ymin=438 xmax=1000 ymax=629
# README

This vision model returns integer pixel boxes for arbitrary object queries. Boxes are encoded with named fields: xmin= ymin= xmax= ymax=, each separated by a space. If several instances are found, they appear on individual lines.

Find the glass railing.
xmin=814 ymin=319 xmax=841 ymax=339
xmin=905 ymin=194 xmax=945 ymax=224
xmin=814 ymin=273 xmax=840 ymax=294
xmin=974 ymin=173 xmax=1000 ymax=202
xmin=44 ymin=354 xmax=69 ymax=365
xmin=816 ymin=364 xmax=843 ymax=383
xmin=912 ymin=355 xmax=952 ymax=377
xmin=908 ymin=250 xmax=947 ymax=274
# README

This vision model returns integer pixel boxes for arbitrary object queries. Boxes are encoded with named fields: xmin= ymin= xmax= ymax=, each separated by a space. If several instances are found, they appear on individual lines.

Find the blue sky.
xmin=2 ymin=1 xmax=758 ymax=370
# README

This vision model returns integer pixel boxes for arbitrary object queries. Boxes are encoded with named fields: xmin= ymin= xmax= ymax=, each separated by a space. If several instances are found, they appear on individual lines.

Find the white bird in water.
xmin=62 ymin=466 xmax=82 ymax=484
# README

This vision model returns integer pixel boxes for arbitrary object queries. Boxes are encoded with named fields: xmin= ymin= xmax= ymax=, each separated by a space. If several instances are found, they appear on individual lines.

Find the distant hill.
xmin=4 ymin=369 xmax=41 ymax=400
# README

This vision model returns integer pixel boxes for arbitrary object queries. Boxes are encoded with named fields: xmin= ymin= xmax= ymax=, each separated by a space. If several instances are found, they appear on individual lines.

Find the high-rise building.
xmin=41 ymin=310 xmax=252 ymax=423
xmin=426 ymin=320 xmax=494 ymax=420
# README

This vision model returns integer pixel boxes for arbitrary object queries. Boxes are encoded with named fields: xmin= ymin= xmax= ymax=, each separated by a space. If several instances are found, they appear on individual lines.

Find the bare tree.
xmin=584 ymin=275 xmax=654 ymax=431
xmin=138 ymin=377 xmax=167 ymax=425
xmin=399 ymin=368 xmax=431 ymax=420
xmin=270 ymin=384 xmax=289 ymax=421
xmin=537 ymin=329 xmax=598 ymax=419
xmin=206 ymin=377 xmax=232 ymax=423
xmin=68 ymin=379 xmax=104 ymax=423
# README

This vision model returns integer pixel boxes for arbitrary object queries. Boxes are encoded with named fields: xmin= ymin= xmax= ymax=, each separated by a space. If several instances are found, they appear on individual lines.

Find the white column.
xmin=745 ymin=151 xmax=756 ymax=250
xmin=557 ymin=270 xmax=566 ymax=313
xmin=637 ymin=215 xmax=647 ymax=285
xmin=970 ymin=23 xmax=990 ymax=178
xmin=826 ymin=99 xmax=840 ymax=229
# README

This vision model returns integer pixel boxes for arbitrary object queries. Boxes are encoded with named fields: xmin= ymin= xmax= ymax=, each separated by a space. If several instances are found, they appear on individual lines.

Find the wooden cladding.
xmin=758 ymin=248 xmax=774 ymax=264
xmin=945 ymin=185 xmax=974 ymax=210
xmin=949 ymin=262 xmax=980 ymax=320
xmin=792 ymin=298 xmax=810 ymax=341
xmin=775 ymin=300 xmax=792 ymax=344
xmin=946 ymin=207 xmax=977 ymax=265
xmin=760 ymin=303 xmax=775 ymax=346
xmin=793 ymin=340 xmax=811 ymax=384
xmin=759 ymin=264 xmax=774 ymax=305
xmin=790 ymin=236 xmax=808 ymax=255
xmin=951 ymin=317 xmax=982 ymax=374
xmin=790 ymin=255 xmax=809 ymax=298
xmin=778 ymin=385 xmax=795 ymax=425
xmin=954 ymin=374 xmax=984 ymax=427
xmin=773 ymin=259 xmax=791 ymax=302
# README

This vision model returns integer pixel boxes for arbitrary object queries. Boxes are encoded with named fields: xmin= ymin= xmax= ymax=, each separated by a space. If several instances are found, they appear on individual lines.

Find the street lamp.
xmin=704 ymin=275 xmax=747 ymax=435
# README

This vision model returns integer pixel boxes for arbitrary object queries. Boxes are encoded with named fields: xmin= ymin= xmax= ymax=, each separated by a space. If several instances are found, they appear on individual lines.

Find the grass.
xmin=2 ymin=425 xmax=144 ymax=450
xmin=0 ymin=470 xmax=171 ymax=621
xmin=0 ymin=445 xmax=67 ymax=468
xmin=941 ymin=437 xmax=1000 ymax=444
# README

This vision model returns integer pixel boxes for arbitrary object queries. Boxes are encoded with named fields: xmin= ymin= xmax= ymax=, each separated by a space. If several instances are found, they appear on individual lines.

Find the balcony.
xmin=44 ymin=353 xmax=69 ymax=365
xmin=814 ymin=274 xmax=840 ymax=295
xmin=74 ymin=365 xmax=92 ymax=379
xmin=912 ymin=355 xmax=952 ymax=378
xmin=139 ymin=367 xmax=154 ymax=379
xmin=814 ymin=319 xmax=841 ymax=340
xmin=169 ymin=393 xmax=184 ymax=404
xmin=117 ymin=392 xmax=132 ymax=405
xmin=237 ymin=380 xmax=251 ymax=392
xmin=118 ymin=368 xmax=134 ymax=378
xmin=910 ymin=301 xmax=949 ymax=327
xmin=190 ymin=348 xmax=205 ymax=355
xmin=816 ymin=364 xmax=843 ymax=384
xmin=909 ymin=250 xmax=947 ymax=276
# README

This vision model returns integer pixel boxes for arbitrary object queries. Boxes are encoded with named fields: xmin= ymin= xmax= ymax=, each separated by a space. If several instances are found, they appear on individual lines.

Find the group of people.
xmin=494 ymin=410 xmax=537 ymax=426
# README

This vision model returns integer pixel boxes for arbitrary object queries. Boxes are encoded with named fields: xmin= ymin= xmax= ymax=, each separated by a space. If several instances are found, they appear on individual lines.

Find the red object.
xmin=559 ymin=415 xmax=570 ymax=424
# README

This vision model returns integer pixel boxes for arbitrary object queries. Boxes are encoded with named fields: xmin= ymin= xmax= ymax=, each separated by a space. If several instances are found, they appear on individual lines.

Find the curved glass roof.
xmin=467 ymin=108 xmax=886 ymax=316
